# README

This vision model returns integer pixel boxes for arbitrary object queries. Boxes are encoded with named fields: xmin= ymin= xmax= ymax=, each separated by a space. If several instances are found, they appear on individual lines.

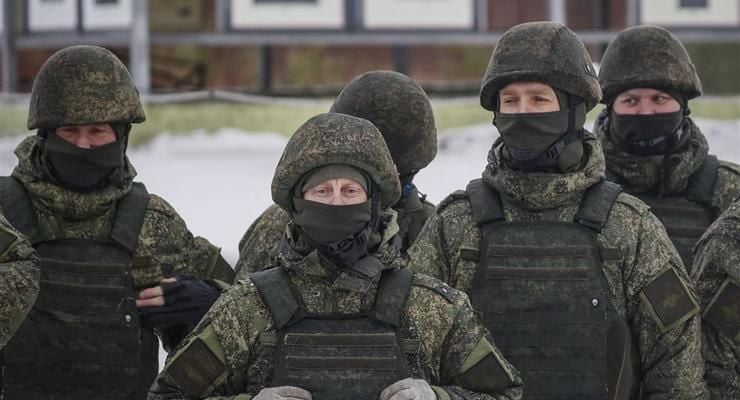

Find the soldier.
xmin=0 ymin=45 xmax=234 ymax=399
xmin=235 ymin=70 xmax=437 ymax=278
xmin=408 ymin=22 xmax=708 ymax=399
xmin=0 ymin=214 xmax=39 ymax=349
xmin=594 ymin=25 xmax=740 ymax=266
xmin=148 ymin=113 xmax=523 ymax=400
xmin=692 ymin=199 xmax=740 ymax=399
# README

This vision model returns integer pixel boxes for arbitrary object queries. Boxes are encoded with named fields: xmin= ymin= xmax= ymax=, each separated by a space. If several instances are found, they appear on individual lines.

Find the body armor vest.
xmin=250 ymin=266 xmax=415 ymax=400
xmin=0 ymin=177 xmax=157 ymax=400
xmin=466 ymin=179 xmax=631 ymax=400
xmin=628 ymin=155 xmax=719 ymax=267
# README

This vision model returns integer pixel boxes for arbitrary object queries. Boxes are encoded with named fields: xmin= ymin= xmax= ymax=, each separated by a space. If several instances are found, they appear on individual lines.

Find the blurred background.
xmin=0 ymin=0 xmax=738 ymax=265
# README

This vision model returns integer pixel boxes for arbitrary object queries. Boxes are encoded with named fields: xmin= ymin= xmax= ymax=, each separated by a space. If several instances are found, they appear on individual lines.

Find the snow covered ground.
xmin=2 ymin=118 xmax=739 ymax=264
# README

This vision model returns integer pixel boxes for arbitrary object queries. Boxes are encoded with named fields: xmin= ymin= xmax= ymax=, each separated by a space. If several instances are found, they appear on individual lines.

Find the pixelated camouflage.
xmin=148 ymin=212 xmax=524 ymax=399
xmin=408 ymin=133 xmax=709 ymax=398
xmin=10 ymin=134 xmax=231 ymax=292
xmin=272 ymin=113 xmax=401 ymax=213
xmin=330 ymin=70 xmax=437 ymax=175
xmin=692 ymin=200 xmax=740 ymax=399
xmin=234 ymin=186 xmax=435 ymax=278
xmin=599 ymin=25 xmax=702 ymax=103
xmin=27 ymin=45 xmax=145 ymax=130
xmin=480 ymin=21 xmax=601 ymax=111
xmin=0 ymin=213 xmax=39 ymax=349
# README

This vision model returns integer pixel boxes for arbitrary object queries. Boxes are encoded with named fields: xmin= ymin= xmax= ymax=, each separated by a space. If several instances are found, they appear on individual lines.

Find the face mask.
xmin=292 ymin=198 xmax=372 ymax=244
xmin=494 ymin=109 xmax=570 ymax=160
xmin=43 ymin=132 xmax=125 ymax=192
xmin=609 ymin=110 xmax=685 ymax=156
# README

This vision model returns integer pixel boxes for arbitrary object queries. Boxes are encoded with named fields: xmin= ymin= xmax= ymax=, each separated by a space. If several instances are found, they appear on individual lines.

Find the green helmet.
xmin=272 ymin=113 xmax=401 ymax=214
xmin=480 ymin=21 xmax=601 ymax=111
xmin=599 ymin=25 xmax=701 ymax=103
xmin=330 ymin=70 xmax=437 ymax=175
xmin=27 ymin=45 xmax=146 ymax=130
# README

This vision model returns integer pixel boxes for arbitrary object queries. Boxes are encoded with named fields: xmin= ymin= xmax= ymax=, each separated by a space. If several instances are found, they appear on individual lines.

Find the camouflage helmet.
xmin=330 ymin=70 xmax=437 ymax=175
xmin=599 ymin=25 xmax=702 ymax=103
xmin=27 ymin=45 xmax=146 ymax=130
xmin=480 ymin=21 xmax=602 ymax=111
xmin=272 ymin=113 xmax=401 ymax=214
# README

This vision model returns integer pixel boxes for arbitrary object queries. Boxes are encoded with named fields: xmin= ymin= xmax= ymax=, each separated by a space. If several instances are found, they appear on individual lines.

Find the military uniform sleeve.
xmin=0 ymin=213 xmax=40 ymax=349
xmin=133 ymin=194 xmax=234 ymax=289
xmin=691 ymin=205 xmax=740 ymax=399
xmin=408 ymin=196 xmax=481 ymax=292
xmin=148 ymin=281 xmax=272 ymax=400
xmin=607 ymin=199 xmax=708 ymax=399
xmin=712 ymin=160 xmax=740 ymax=213
xmin=234 ymin=204 xmax=289 ymax=280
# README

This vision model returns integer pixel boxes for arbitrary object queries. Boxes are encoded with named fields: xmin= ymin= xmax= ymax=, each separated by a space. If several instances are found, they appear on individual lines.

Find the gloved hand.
xmin=253 ymin=386 xmax=313 ymax=400
xmin=379 ymin=378 xmax=437 ymax=400
xmin=137 ymin=274 xmax=219 ymax=331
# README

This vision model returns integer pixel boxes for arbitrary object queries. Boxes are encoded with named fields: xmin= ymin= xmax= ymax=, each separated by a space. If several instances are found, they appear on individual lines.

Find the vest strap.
xmin=250 ymin=267 xmax=302 ymax=330
xmin=466 ymin=178 xmax=504 ymax=226
xmin=686 ymin=154 xmax=719 ymax=206
xmin=370 ymin=267 xmax=414 ymax=327
xmin=574 ymin=180 xmax=622 ymax=232
xmin=0 ymin=176 xmax=43 ymax=244
xmin=111 ymin=182 xmax=149 ymax=254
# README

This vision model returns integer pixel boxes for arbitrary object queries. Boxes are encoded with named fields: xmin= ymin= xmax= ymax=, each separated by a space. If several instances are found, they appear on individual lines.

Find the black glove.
xmin=138 ymin=274 xmax=219 ymax=331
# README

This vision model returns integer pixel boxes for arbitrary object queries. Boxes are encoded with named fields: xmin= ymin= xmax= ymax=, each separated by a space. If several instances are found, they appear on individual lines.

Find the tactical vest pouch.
xmin=702 ymin=278 xmax=740 ymax=342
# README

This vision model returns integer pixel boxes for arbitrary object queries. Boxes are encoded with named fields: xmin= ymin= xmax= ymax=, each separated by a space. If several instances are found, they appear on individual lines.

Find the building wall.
xmin=487 ymin=0 xmax=549 ymax=30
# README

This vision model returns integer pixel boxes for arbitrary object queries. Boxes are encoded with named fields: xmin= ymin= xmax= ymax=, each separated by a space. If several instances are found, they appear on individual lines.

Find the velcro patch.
xmin=456 ymin=338 xmax=514 ymax=392
xmin=167 ymin=338 xmax=226 ymax=398
xmin=640 ymin=268 xmax=700 ymax=333
xmin=703 ymin=278 xmax=740 ymax=342
xmin=0 ymin=225 xmax=20 ymax=259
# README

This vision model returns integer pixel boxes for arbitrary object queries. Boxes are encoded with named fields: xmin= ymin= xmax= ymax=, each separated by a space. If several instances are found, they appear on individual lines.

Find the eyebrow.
xmin=500 ymin=88 xmax=554 ymax=96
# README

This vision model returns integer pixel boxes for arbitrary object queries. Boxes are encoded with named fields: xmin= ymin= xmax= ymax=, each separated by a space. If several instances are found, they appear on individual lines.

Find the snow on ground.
xmin=2 ymin=119 xmax=739 ymax=264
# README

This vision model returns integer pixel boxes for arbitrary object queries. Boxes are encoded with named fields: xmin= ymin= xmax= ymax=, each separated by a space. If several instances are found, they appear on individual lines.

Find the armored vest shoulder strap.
xmin=686 ymin=155 xmax=719 ymax=206
xmin=250 ymin=267 xmax=302 ymax=330
xmin=465 ymin=178 xmax=504 ymax=226
xmin=111 ymin=182 xmax=149 ymax=254
xmin=370 ymin=267 xmax=414 ymax=327
xmin=0 ymin=176 xmax=42 ymax=244
xmin=574 ymin=180 xmax=623 ymax=233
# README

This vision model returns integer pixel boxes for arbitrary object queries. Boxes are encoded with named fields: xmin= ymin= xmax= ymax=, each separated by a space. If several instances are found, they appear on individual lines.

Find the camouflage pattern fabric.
xmin=0 ymin=212 xmax=39 ymax=349
xmin=27 ymin=45 xmax=145 ymax=130
xmin=598 ymin=25 xmax=701 ymax=103
xmin=692 ymin=200 xmax=740 ymax=399
xmin=408 ymin=133 xmax=709 ymax=399
xmin=594 ymin=112 xmax=740 ymax=209
xmin=10 ymin=135 xmax=232 ymax=292
xmin=149 ymin=214 xmax=524 ymax=400
xmin=234 ymin=185 xmax=435 ymax=279
xmin=329 ymin=70 xmax=437 ymax=175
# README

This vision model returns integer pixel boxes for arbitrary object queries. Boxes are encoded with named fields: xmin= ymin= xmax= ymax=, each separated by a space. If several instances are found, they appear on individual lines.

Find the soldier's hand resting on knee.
xmin=253 ymin=386 xmax=312 ymax=400
xmin=380 ymin=378 xmax=436 ymax=400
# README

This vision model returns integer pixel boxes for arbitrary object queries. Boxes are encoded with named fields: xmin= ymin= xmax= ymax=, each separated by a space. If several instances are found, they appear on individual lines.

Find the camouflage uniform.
xmin=409 ymin=22 xmax=708 ymax=399
xmin=595 ymin=25 xmax=740 ymax=266
xmin=0 ymin=213 xmax=39 ymax=349
xmin=234 ymin=71 xmax=436 ymax=279
xmin=149 ymin=113 xmax=523 ymax=400
xmin=691 ymin=200 xmax=740 ymax=399
xmin=0 ymin=46 xmax=234 ymax=399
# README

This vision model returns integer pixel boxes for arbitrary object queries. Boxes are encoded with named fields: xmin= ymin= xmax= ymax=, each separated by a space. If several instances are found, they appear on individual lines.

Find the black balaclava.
xmin=39 ymin=123 xmax=130 ymax=193
xmin=292 ymin=167 xmax=383 ymax=269
xmin=607 ymin=88 xmax=690 ymax=156
xmin=494 ymin=87 xmax=587 ymax=173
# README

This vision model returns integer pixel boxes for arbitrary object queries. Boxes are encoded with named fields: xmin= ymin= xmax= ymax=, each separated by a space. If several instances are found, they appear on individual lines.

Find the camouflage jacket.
xmin=0 ymin=213 xmax=39 ymax=349
xmin=149 ymin=214 xmax=523 ymax=400
xmin=594 ymin=111 xmax=740 ymax=213
xmin=692 ymin=199 xmax=740 ymax=399
xmin=9 ymin=136 xmax=233 ymax=288
xmin=408 ymin=133 xmax=709 ymax=399
xmin=234 ymin=184 xmax=435 ymax=279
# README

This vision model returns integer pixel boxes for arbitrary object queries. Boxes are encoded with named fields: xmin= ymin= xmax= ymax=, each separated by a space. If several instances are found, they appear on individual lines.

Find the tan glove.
xmin=379 ymin=378 xmax=437 ymax=400
xmin=253 ymin=386 xmax=313 ymax=400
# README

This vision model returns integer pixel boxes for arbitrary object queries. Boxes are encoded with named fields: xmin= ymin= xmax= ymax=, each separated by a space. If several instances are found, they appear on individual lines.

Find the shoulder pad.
xmin=411 ymin=273 xmax=458 ymax=303
xmin=613 ymin=192 xmax=651 ymax=216
xmin=640 ymin=268 xmax=700 ymax=333
xmin=436 ymin=190 xmax=470 ymax=215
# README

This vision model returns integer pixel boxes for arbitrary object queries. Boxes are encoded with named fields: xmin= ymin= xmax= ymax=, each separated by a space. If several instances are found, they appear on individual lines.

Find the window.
xmin=679 ymin=0 xmax=707 ymax=8
xmin=96 ymin=0 xmax=119 ymax=5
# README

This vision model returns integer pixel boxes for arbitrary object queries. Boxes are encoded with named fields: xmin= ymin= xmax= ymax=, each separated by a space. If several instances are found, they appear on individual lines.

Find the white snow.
xmin=2 ymin=120 xmax=739 ymax=264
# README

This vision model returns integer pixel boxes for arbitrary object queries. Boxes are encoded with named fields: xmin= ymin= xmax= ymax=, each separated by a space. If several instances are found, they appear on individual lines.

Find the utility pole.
xmin=549 ymin=0 xmax=566 ymax=25
xmin=130 ymin=0 xmax=150 ymax=94
xmin=2 ymin=0 xmax=18 ymax=93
